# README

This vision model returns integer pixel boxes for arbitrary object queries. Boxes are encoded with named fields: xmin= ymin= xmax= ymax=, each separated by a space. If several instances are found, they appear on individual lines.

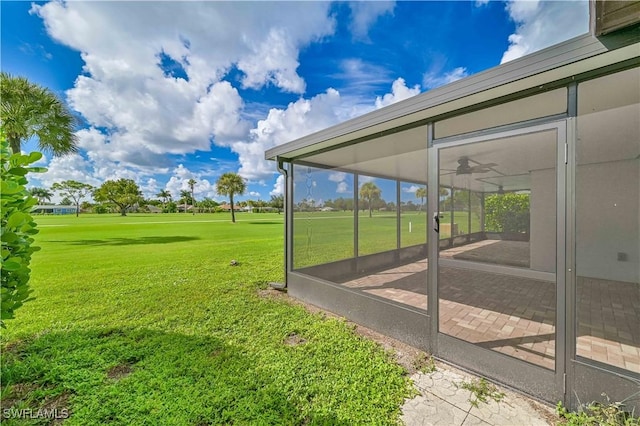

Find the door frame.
xmin=427 ymin=120 xmax=568 ymax=403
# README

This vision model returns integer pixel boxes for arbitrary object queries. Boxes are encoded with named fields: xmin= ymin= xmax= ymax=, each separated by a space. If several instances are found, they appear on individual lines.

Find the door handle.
xmin=433 ymin=213 xmax=440 ymax=233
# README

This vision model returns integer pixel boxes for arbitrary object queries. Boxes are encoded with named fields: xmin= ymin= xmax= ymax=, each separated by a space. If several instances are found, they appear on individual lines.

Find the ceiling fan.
xmin=455 ymin=157 xmax=498 ymax=175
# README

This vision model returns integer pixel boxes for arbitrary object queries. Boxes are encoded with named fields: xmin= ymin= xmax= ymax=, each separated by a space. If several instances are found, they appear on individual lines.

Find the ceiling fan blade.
xmin=467 ymin=158 xmax=498 ymax=167
xmin=469 ymin=167 xmax=490 ymax=173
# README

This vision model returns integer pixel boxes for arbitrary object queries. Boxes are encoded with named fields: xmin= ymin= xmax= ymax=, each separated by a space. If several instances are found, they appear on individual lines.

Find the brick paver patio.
xmin=340 ymin=241 xmax=639 ymax=372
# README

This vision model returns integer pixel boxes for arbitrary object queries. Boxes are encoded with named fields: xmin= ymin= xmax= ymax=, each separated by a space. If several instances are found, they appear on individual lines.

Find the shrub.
xmin=1 ymin=136 xmax=46 ymax=327
xmin=164 ymin=201 xmax=178 ymax=213
xmin=484 ymin=193 xmax=530 ymax=233
xmin=557 ymin=397 xmax=640 ymax=426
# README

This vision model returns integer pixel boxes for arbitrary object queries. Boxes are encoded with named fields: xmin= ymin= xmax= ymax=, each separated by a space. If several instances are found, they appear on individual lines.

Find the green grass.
xmin=291 ymin=208 xmax=485 ymax=268
xmin=1 ymin=213 xmax=412 ymax=425
xmin=292 ymin=211 xmax=428 ymax=268
xmin=437 ymin=211 xmax=482 ymax=238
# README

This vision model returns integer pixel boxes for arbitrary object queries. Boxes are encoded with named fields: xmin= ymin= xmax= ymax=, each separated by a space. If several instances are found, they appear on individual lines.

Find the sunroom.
xmin=266 ymin=32 xmax=639 ymax=410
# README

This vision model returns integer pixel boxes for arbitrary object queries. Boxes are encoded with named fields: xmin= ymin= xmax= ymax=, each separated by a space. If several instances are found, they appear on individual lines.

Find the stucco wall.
xmin=576 ymin=159 xmax=639 ymax=283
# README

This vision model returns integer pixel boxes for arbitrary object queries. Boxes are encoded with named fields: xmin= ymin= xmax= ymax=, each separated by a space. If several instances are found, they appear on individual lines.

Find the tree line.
xmin=296 ymin=183 xmax=428 ymax=216
xmin=29 ymin=176 xmax=285 ymax=221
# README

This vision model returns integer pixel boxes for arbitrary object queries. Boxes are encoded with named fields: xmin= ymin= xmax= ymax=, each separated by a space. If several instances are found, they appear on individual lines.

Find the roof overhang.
xmin=266 ymin=31 xmax=640 ymax=162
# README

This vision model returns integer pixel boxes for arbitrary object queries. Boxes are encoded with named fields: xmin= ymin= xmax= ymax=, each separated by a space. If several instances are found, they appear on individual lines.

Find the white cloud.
xmin=241 ymin=75 xmax=423 ymax=185
xmin=336 ymin=182 xmax=349 ymax=194
xmin=237 ymin=28 xmax=307 ymax=94
xmin=349 ymin=1 xmax=395 ymax=40
xmin=375 ymin=78 xmax=421 ymax=109
xmin=29 ymin=1 xmax=457 ymax=198
xmin=237 ymin=88 xmax=344 ymax=180
xmin=30 ymin=1 xmax=335 ymax=183
xmin=249 ymin=191 xmax=261 ymax=197
xmin=328 ymin=171 xmax=351 ymax=194
xmin=475 ymin=0 xmax=490 ymax=7
xmin=164 ymin=164 xmax=217 ymax=200
xmin=39 ymin=153 xmax=102 ymax=188
xmin=270 ymin=174 xmax=285 ymax=197
xmin=358 ymin=175 xmax=376 ymax=186
xmin=402 ymin=185 xmax=420 ymax=193
xmin=423 ymin=67 xmax=468 ymax=90
xmin=500 ymin=0 xmax=589 ymax=64
xmin=140 ymin=178 xmax=160 ymax=199
xmin=328 ymin=171 xmax=347 ymax=182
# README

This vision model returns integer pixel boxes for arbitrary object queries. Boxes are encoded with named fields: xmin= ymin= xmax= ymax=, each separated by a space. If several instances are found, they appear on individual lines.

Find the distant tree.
xmin=93 ymin=179 xmax=143 ymax=216
xmin=179 ymin=190 xmax=192 ymax=213
xmin=52 ymin=180 xmax=93 ymax=217
xmin=165 ymin=201 xmax=178 ymax=213
xmin=188 ymin=178 xmax=197 ymax=215
xmin=80 ymin=201 xmax=93 ymax=211
xmin=415 ymin=186 xmax=426 ymax=211
xmin=199 ymin=197 xmax=219 ymax=213
xmin=334 ymin=197 xmax=353 ymax=211
xmin=156 ymin=189 xmax=171 ymax=210
xmin=1 ymin=72 xmax=78 ymax=156
xmin=29 ymin=187 xmax=53 ymax=204
xmin=60 ymin=197 xmax=72 ymax=206
xmin=441 ymin=189 xmax=471 ymax=211
xmin=270 ymin=194 xmax=284 ymax=214
xmin=93 ymin=204 xmax=109 ymax=214
xmin=216 ymin=172 xmax=246 ymax=223
xmin=359 ymin=182 xmax=381 ymax=218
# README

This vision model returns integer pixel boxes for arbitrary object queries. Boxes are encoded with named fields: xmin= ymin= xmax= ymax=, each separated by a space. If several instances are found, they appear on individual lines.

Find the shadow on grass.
xmin=247 ymin=221 xmax=283 ymax=225
xmin=1 ymin=327 xmax=350 ymax=425
xmin=49 ymin=236 xmax=201 ymax=246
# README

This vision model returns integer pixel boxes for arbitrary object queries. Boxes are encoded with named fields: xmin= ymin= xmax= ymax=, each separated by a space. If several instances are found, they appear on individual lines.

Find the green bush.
xmin=484 ymin=193 xmax=530 ymax=233
xmin=164 ymin=201 xmax=178 ymax=213
xmin=1 ymin=136 xmax=46 ymax=327
xmin=557 ymin=398 xmax=639 ymax=426
xmin=93 ymin=204 xmax=109 ymax=214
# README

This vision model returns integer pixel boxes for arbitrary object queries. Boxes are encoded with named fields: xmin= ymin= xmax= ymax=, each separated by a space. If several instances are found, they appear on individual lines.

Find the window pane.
xmin=401 ymin=183 xmax=427 ymax=248
xmin=358 ymin=176 xmax=398 ymax=256
xmin=439 ymin=129 xmax=558 ymax=370
xmin=293 ymin=126 xmax=429 ymax=312
xmin=576 ymin=68 xmax=640 ymax=371
xmin=292 ymin=165 xmax=354 ymax=269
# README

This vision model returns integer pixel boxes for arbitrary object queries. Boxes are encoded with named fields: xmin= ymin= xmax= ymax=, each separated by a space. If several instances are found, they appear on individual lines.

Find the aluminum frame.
xmin=277 ymin=50 xmax=640 ymax=410
xmin=431 ymin=120 xmax=568 ymax=401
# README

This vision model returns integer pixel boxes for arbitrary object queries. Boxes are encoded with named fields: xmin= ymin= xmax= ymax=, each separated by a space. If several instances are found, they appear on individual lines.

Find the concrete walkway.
xmin=401 ymin=366 xmax=555 ymax=426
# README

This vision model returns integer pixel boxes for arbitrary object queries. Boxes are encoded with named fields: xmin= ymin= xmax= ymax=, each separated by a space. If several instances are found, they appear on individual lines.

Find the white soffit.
xmin=266 ymin=37 xmax=640 ymax=161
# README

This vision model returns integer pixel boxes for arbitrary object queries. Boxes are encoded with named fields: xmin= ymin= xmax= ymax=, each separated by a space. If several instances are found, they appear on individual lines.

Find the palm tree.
xmin=188 ymin=178 xmax=197 ymax=215
xmin=29 ymin=187 xmax=53 ymax=204
xmin=179 ymin=190 xmax=192 ymax=213
xmin=156 ymin=189 xmax=171 ymax=211
xmin=1 ymin=72 xmax=78 ymax=156
xmin=216 ymin=172 xmax=246 ymax=223
xmin=415 ymin=186 xmax=427 ymax=211
xmin=359 ymin=182 xmax=381 ymax=218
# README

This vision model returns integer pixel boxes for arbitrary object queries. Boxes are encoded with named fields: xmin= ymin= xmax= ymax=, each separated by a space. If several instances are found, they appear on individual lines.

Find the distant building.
xmin=33 ymin=205 xmax=76 ymax=215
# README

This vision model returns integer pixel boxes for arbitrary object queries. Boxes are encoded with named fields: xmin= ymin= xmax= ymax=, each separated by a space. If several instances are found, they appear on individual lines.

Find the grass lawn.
xmin=1 ymin=213 xmax=412 ymax=425
xmin=292 ymin=211 xmax=428 ymax=268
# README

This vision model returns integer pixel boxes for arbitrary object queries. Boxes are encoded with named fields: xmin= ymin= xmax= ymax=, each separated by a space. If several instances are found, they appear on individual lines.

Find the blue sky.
xmin=1 ymin=1 xmax=589 ymax=203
